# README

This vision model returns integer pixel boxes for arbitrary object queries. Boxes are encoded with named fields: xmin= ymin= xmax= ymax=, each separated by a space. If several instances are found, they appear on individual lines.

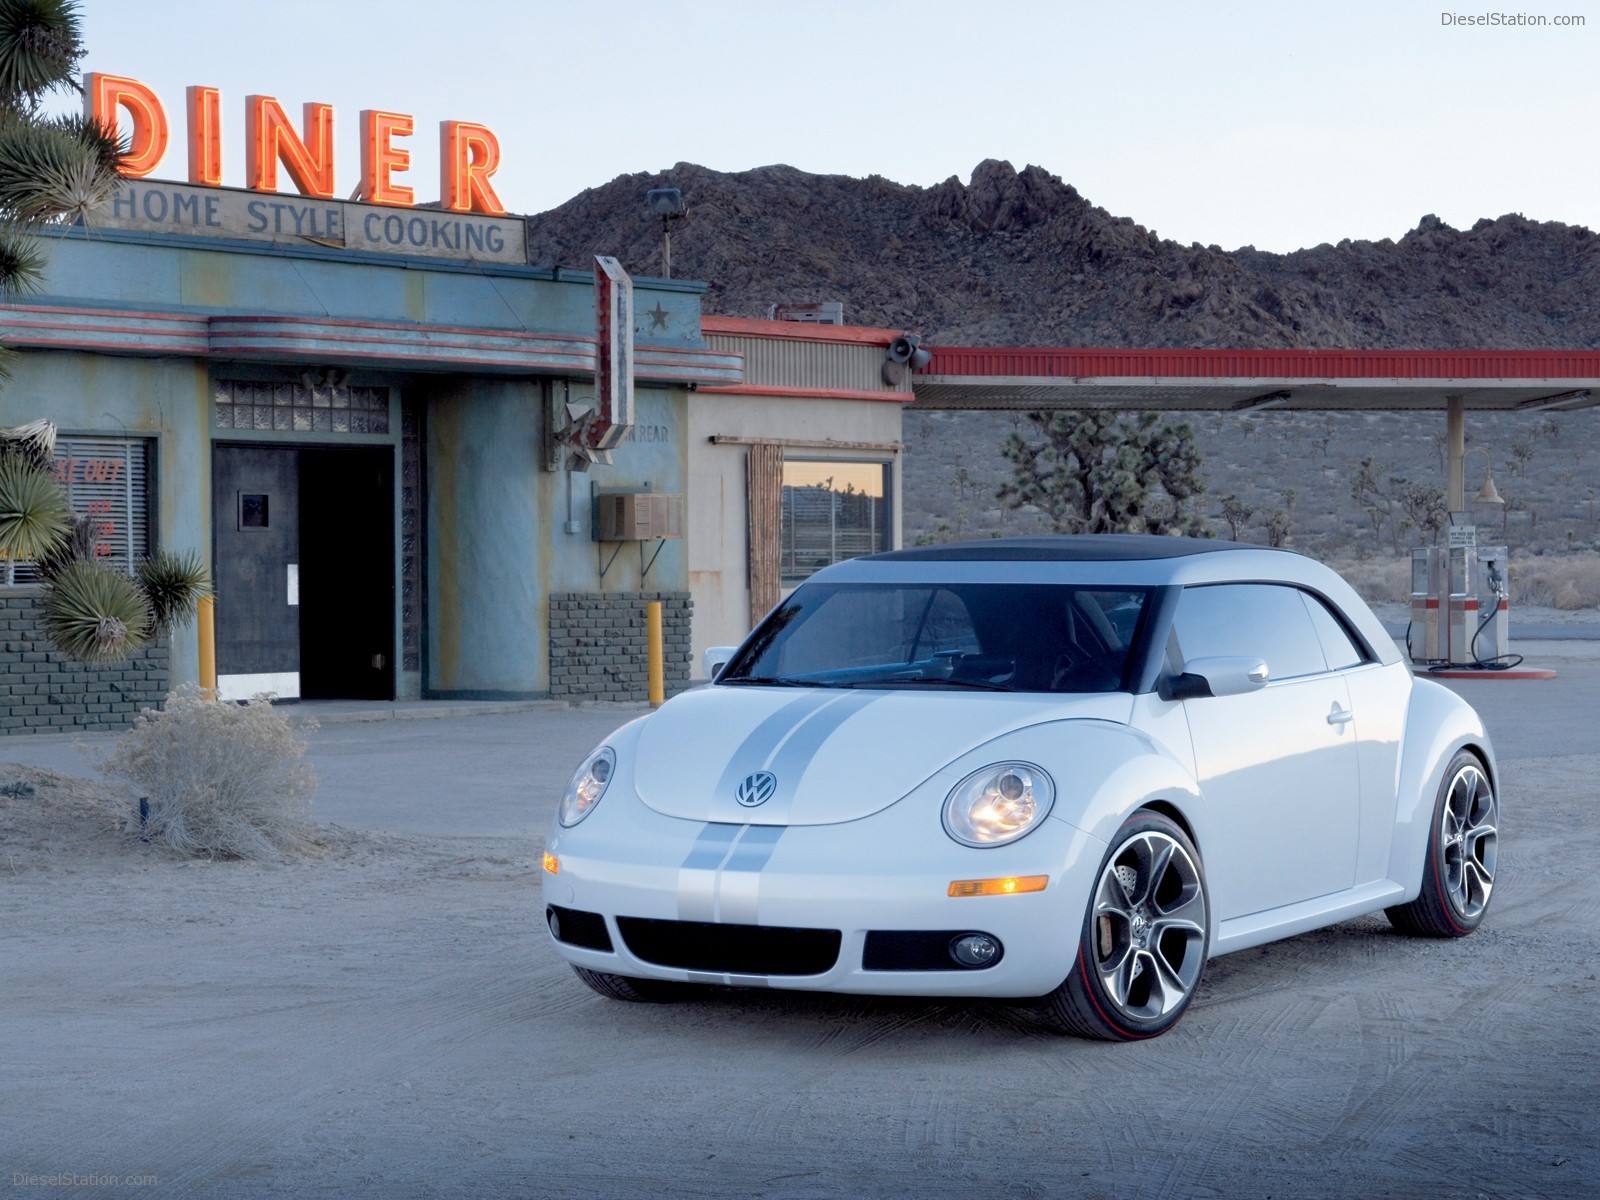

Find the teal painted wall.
xmin=0 ymin=351 xmax=210 ymax=686
xmin=36 ymin=230 xmax=708 ymax=348
xmin=426 ymin=380 xmax=688 ymax=696
xmin=5 ymin=231 xmax=709 ymax=700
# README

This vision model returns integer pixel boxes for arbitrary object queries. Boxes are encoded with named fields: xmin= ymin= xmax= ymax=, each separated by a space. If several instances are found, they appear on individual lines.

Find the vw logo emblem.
xmin=736 ymin=771 xmax=778 ymax=808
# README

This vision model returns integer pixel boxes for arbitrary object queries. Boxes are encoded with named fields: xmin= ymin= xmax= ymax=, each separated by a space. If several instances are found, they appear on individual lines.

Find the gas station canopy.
xmin=912 ymin=347 xmax=1600 ymax=413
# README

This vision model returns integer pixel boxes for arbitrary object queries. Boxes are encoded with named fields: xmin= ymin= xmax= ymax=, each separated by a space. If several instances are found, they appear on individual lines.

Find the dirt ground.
xmin=2 ymin=685 xmax=1597 ymax=1198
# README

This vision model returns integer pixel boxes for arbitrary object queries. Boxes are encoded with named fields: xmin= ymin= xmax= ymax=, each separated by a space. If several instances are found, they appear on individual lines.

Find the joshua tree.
xmin=998 ymin=410 xmax=1205 ymax=536
xmin=1218 ymin=494 xmax=1254 ymax=541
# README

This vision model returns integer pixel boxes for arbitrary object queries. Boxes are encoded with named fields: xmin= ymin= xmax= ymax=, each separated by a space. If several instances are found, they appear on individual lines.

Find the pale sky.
xmin=61 ymin=0 xmax=1599 ymax=253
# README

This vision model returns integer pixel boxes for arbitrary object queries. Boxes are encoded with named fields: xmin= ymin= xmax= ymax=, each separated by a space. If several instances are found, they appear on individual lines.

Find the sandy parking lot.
xmin=2 ymin=661 xmax=1597 ymax=1198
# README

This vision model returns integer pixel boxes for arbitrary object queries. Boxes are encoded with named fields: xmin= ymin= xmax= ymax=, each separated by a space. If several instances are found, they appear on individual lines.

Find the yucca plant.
xmin=0 ymin=0 xmax=86 ymax=115
xmin=0 ymin=2 xmax=126 ymax=303
xmin=0 ymin=453 xmax=66 ymax=583
xmin=137 ymin=548 xmax=211 ymax=635
xmin=39 ymin=556 xmax=150 ymax=663
xmin=33 ymin=508 xmax=93 ymax=580
xmin=1 ymin=415 xmax=52 ymax=465
xmin=0 ymin=111 xmax=121 ymax=222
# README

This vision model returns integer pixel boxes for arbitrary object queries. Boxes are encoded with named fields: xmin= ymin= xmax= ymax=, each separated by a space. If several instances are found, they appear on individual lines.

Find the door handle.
xmin=1327 ymin=704 xmax=1354 ymax=726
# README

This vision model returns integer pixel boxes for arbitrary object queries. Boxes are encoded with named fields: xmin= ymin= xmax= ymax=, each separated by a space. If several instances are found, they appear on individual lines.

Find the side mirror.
xmin=702 ymin=646 xmax=737 ymax=681
xmin=1165 ymin=656 xmax=1269 ymax=701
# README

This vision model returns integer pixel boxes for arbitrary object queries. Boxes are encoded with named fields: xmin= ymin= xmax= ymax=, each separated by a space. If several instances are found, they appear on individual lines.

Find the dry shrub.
xmin=1510 ymin=554 xmax=1600 ymax=610
xmin=1328 ymin=556 xmax=1413 ymax=605
xmin=100 ymin=685 xmax=318 ymax=860
xmin=1331 ymin=551 xmax=1600 ymax=612
xmin=1510 ymin=553 xmax=1600 ymax=611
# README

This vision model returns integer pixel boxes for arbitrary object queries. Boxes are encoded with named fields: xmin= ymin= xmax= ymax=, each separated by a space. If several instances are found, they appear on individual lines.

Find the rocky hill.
xmin=525 ymin=159 xmax=1599 ymax=349
xmin=526 ymin=160 xmax=1600 ymax=585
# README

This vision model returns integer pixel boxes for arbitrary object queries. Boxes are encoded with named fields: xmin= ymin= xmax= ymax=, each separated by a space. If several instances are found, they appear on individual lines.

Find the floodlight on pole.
xmin=646 ymin=188 xmax=686 ymax=279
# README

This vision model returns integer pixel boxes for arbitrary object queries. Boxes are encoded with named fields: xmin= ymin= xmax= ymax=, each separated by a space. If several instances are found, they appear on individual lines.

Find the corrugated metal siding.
xmin=706 ymin=334 xmax=908 ymax=394
xmin=922 ymin=347 xmax=1600 ymax=381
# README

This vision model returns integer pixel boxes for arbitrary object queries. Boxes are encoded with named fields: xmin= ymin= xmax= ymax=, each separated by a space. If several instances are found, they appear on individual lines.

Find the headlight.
xmin=558 ymin=746 xmax=616 ymax=827
xmin=942 ymin=762 xmax=1054 ymax=847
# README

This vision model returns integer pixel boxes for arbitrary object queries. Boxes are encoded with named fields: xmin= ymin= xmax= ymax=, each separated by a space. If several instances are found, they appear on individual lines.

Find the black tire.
xmin=571 ymin=965 xmax=688 ymax=1003
xmin=1041 ymin=810 xmax=1210 ymax=1041
xmin=1386 ymin=749 xmax=1497 ymax=938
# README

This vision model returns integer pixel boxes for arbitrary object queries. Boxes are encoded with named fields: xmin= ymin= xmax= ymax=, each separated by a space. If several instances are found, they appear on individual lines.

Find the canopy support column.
xmin=1446 ymin=394 xmax=1466 ymax=512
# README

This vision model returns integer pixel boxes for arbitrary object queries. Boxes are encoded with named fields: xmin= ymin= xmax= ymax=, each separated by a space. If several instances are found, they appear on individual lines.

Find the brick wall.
xmin=549 ymin=592 xmax=693 ymax=700
xmin=1 ymin=590 xmax=170 ymax=735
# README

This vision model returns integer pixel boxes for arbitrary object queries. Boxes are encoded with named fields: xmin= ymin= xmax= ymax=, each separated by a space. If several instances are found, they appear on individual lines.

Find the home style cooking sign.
xmin=83 ymin=73 xmax=527 ymax=265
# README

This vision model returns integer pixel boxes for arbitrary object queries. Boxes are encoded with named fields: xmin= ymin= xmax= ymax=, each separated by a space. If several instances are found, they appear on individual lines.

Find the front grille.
xmin=616 ymin=917 xmax=841 ymax=976
xmin=547 ymin=905 xmax=613 ymax=952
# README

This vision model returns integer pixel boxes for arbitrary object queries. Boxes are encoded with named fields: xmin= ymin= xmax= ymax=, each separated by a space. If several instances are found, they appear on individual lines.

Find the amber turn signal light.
xmin=542 ymin=852 xmax=559 ymax=875
xmin=947 ymin=875 xmax=1047 ymax=898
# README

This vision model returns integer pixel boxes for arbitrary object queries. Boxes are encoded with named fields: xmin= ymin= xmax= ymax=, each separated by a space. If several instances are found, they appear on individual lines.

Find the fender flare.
xmin=1386 ymin=677 xmax=1498 ymax=901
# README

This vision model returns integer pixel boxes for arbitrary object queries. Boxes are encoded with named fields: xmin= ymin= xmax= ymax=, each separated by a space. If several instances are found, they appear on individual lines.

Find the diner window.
xmin=214 ymin=379 xmax=390 ymax=434
xmin=2 ymin=435 xmax=152 ymax=585
xmin=780 ymin=459 xmax=890 ymax=584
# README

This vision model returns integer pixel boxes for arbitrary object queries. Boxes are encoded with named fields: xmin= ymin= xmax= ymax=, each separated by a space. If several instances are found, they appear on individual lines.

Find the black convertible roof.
xmin=869 ymin=535 xmax=1270 ymax=563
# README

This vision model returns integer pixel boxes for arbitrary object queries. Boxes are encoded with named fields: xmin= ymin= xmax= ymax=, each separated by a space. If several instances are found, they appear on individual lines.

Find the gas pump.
xmin=1409 ymin=535 xmax=1511 ymax=667
xmin=1409 ymin=547 xmax=1443 ymax=661
xmin=1470 ymin=544 xmax=1510 ymax=662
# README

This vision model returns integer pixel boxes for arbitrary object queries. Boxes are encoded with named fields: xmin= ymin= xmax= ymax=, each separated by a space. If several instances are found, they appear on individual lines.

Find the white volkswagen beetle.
xmin=541 ymin=536 xmax=1498 ymax=1040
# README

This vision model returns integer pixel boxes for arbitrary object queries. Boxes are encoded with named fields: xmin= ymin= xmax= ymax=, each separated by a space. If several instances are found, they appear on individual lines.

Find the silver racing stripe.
xmin=711 ymin=692 xmax=839 ymax=809
xmin=713 ymin=691 xmax=884 ymax=824
xmin=716 ymin=825 xmax=786 ymax=924
xmin=674 ymin=823 xmax=789 ymax=926
xmin=672 ymin=691 xmax=879 ymax=960
xmin=754 ymin=691 xmax=880 ymax=821
xmin=676 ymin=823 xmax=741 ymax=921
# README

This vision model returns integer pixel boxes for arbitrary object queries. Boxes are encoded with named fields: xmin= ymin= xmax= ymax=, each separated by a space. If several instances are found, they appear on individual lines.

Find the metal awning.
xmin=912 ymin=348 xmax=1600 ymax=412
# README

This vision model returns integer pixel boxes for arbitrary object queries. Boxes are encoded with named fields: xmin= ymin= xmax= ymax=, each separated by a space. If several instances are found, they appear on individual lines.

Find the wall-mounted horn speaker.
xmin=887 ymin=335 xmax=918 ymax=364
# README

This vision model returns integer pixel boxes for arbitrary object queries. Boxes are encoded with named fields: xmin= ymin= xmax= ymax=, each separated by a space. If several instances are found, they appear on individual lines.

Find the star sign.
xmin=647 ymin=303 xmax=671 ymax=331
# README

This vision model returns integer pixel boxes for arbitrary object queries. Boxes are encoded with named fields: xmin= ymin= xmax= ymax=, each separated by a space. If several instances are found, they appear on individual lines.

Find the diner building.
xmin=0 ymin=177 xmax=914 ymax=730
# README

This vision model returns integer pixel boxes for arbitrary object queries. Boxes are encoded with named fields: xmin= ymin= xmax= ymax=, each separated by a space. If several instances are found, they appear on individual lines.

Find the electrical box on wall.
xmin=595 ymin=492 xmax=683 ymax=541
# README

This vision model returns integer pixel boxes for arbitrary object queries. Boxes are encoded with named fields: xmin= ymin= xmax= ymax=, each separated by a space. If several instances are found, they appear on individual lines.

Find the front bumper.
xmin=542 ymin=788 xmax=1107 ymax=999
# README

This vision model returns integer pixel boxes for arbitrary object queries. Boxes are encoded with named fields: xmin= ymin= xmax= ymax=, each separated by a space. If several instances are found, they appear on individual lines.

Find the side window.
xmin=1301 ymin=592 xmax=1369 ymax=671
xmin=1174 ymin=584 xmax=1328 ymax=681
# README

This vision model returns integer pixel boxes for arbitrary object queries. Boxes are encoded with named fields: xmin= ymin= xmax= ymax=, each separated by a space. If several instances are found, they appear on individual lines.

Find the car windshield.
xmin=720 ymin=583 xmax=1151 ymax=693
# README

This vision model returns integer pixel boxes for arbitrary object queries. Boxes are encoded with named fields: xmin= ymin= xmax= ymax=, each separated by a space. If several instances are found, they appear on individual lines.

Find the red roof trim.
xmin=922 ymin=347 xmax=1600 ymax=381
xmin=697 ymin=383 xmax=913 ymax=403
xmin=702 ymin=316 xmax=903 ymax=346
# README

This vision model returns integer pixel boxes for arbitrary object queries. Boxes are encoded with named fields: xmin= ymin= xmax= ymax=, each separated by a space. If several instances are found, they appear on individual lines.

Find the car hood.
xmin=631 ymin=685 xmax=1131 ymax=825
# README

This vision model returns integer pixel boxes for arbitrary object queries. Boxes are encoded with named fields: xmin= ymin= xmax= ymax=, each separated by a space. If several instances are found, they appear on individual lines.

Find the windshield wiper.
xmin=840 ymin=676 xmax=1016 ymax=692
xmin=719 ymin=676 xmax=831 ymax=688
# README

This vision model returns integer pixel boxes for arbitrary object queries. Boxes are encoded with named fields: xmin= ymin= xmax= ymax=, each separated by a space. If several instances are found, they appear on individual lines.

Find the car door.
xmin=1174 ymin=583 xmax=1362 ymax=920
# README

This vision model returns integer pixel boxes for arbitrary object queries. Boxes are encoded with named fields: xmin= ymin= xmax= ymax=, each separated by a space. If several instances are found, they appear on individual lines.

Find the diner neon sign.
xmin=86 ymin=73 xmax=506 ymax=216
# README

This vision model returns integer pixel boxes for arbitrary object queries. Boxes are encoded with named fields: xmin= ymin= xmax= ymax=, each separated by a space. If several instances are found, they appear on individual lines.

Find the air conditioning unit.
xmin=767 ymin=301 xmax=845 ymax=326
xmin=595 ymin=492 xmax=683 ymax=541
